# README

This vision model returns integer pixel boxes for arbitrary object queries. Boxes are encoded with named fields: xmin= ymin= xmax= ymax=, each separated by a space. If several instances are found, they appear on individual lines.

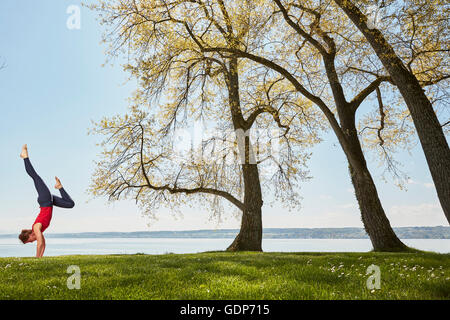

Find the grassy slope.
xmin=0 ymin=251 xmax=448 ymax=300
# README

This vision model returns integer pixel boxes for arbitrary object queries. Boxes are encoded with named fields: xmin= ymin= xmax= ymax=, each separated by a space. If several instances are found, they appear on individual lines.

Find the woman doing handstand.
xmin=18 ymin=144 xmax=75 ymax=257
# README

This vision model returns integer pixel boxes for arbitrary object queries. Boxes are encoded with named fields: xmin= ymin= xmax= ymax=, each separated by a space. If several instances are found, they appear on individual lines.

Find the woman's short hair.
xmin=19 ymin=229 xmax=32 ymax=244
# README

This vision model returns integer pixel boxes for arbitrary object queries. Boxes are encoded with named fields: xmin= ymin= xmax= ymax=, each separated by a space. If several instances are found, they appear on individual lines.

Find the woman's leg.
xmin=52 ymin=187 xmax=75 ymax=208
xmin=52 ymin=176 xmax=74 ymax=208
xmin=23 ymin=158 xmax=53 ymax=207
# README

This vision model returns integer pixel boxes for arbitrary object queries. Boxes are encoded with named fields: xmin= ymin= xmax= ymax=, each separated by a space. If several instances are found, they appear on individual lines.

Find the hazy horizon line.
xmin=1 ymin=225 xmax=448 ymax=237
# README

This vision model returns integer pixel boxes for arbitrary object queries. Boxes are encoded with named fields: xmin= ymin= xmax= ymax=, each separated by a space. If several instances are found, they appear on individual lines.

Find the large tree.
xmin=271 ymin=0 xmax=407 ymax=250
xmin=89 ymin=0 xmax=321 ymax=251
xmin=333 ymin=0 xmax=450 ymax=223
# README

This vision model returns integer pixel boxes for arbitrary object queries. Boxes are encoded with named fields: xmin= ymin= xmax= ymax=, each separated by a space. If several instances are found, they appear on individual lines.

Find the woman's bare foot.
xmin=55 ymin=177 xmax=63 ymax=190
xmin=20 ymin=144 xmax=29 ymax=159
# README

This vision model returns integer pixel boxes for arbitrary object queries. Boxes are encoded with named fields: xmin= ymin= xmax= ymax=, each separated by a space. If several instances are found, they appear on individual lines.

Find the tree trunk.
xmin=349 ymin=163 xmax=407 ymax=251
xmin=226 ymin=57 xmax=264 ymax=252
xmin=321 ymin=51 xmax=407 ymax=252
xmin=227 ymin=164 xmax=263 ymax=251
xmin=339 ymin=110 xmax=407 ymax=251
xmin=334 ymin=0 xmax=450 ymax=224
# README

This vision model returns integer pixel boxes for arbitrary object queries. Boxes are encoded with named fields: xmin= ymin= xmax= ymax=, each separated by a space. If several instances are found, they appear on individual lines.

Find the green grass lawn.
xmin=0 ymin=251 xmax=448 ymax=300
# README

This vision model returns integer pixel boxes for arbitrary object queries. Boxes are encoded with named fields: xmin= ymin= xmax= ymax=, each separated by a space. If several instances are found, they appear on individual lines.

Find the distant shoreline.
xmin=1 ymin=226 xmax=449 ymax=239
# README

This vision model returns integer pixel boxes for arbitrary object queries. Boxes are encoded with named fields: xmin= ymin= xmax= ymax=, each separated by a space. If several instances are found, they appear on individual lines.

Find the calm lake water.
xmin=0 ymin=238 xmax=449 ymax=257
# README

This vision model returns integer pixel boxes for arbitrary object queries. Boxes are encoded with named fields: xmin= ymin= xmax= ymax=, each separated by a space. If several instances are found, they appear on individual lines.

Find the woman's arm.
xmin=37 ymin=236 xmax=46 ymax=258
xmin=33 ymin=224 xmax=46 ymax=258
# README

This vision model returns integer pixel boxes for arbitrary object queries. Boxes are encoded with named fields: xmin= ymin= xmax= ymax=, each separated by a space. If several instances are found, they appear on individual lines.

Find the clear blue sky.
xmin=0 ymin=0 xmax=446 ymax=234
